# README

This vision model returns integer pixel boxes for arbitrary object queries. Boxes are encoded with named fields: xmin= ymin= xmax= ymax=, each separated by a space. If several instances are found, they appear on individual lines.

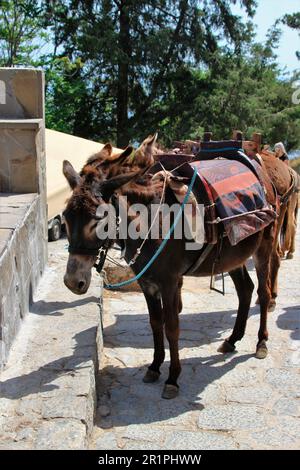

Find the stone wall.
xmin=0 ymin=68 xmax=47 ymax=367
xmin=0 ymin=194 xmax=47 ymax=365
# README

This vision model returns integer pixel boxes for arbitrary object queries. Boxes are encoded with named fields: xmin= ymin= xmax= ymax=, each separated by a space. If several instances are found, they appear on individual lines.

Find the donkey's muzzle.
xmin=64 ymin=274 xmax=89 ymax=295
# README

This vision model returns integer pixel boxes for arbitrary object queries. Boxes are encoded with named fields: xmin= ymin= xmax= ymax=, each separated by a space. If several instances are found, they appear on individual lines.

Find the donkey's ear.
xmin=86 ymin=143 xmax=113 ymax=165
xmin=107 ymin=145 xmax=134 ymax=164
xmin=139 ymin=133 xmax=158 ymax=153
xmin=134 ymin=133 xmax=158 ymax=166
xmin=63 ymin=160 xmax=81 ymax=190
xmin=99 ymin=170 xmax=140 ymax=201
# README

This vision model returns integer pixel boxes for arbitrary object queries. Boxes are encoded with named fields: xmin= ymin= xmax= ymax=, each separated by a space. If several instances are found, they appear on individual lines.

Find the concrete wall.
xmin=0 ymin=68 xmax=47 ymax=367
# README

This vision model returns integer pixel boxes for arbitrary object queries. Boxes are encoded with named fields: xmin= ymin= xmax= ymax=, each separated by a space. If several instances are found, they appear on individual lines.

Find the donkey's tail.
xmin=280 ymin=172 xmax=299 ymax=253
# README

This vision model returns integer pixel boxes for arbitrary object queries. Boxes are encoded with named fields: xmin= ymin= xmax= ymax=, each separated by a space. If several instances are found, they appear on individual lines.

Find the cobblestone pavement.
xmin=90 ymin=225 xmax=300 ymax=450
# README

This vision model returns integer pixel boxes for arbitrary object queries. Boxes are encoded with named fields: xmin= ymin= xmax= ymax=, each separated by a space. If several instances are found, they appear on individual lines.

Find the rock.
xmin=98 ymin=405 xmax=111 ymax=418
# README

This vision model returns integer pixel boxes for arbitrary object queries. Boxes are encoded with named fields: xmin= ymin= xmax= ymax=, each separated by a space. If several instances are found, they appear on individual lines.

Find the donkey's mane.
xmin=66 ymin=160 xmax=163 ymax=216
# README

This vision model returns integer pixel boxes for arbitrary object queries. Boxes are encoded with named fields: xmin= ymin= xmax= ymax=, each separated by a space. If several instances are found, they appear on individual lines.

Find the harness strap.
xmin=183 ymin=243 xmax=214 ymax=275
xmin=68 ymin=246 xmax=100 ymax=256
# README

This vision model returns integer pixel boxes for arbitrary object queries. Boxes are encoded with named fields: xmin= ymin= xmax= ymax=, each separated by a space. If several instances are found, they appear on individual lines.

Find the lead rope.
xmin=103 ymin=166 xmax=198 ymax=290
xmin=128 ymin=171 xmax=168 ymax=266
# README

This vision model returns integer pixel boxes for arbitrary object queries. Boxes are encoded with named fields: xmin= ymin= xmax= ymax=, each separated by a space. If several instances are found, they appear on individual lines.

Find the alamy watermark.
xmin=95 ymin=198 xmax=205 ymax=250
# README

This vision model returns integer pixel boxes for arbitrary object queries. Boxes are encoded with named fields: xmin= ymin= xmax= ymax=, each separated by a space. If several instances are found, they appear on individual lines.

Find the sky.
xmin=233 ymin=0 xmax=299 ymax=73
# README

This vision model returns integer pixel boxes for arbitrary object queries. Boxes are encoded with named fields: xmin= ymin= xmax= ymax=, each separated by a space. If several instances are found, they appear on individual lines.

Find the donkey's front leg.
xmin=142 ymin=290 xmax=165 ymax=384
xmin=162 ymin=282 xmax=181 ymax=399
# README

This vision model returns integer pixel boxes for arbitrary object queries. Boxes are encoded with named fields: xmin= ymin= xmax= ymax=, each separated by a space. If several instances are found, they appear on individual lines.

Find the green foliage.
xmin=0 ymin=0 xmax=299 ymax=151
xmin=282 ymin=12 xmax=300 ymax=60
xmin=0 ymin=0 xmax=47 ymax=66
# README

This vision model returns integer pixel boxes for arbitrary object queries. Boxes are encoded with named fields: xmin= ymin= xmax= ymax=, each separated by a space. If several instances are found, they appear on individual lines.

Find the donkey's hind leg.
xmin=162 ymin=281 xmax=181 ymax=399
xmin=253 ymin=226 xmax=274 ymax=359
xmin=218 ymin=266 xmax=254 ymax=353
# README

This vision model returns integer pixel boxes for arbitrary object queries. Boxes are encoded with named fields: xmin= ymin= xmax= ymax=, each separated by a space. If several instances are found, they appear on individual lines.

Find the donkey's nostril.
xmin=78 ymin=281 xmax=86 ymax=291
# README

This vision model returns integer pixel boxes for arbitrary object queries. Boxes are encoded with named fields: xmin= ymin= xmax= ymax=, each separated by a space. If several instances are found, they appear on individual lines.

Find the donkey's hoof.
xmin=255 ymin=340 xmax=268 ymax=359
xmin=143 ymin=369 xmax=160 ymax=383
xmin=162 ymin=384 xmax=179 ymax=399
xmin=287 ymin=252 xmax=294 ymax=260
xmin=218 ymin=339 xmax=236 ymax=354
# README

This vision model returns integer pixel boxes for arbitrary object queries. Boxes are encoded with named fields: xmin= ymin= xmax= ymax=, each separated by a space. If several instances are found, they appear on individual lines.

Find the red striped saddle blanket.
xmin=191 ymin=158 xmax=276 ymax=245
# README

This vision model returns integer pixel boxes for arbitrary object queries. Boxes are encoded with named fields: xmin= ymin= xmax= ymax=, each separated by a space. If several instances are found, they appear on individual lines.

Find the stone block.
xmin=0 ymin=68 xmax=44 ymax=119
xmin=0 ymin=126 xmax=40 ymax=193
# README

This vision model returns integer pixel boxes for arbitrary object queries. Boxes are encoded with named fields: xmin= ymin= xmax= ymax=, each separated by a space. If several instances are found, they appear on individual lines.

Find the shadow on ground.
xmin=94 ymin=352 xmax=253 ymax=428
xmin=30 ymin=296 xmax=98 ymax=316
xmin=0 ymin=327 xmax=98 ymax=400
xmin=276 ymin=304 xmax=300 ymax=341
xmin=103 ymin=305 xmax=260 ymax=350
xmin=0 ymin=299 xmax=259 ymax=427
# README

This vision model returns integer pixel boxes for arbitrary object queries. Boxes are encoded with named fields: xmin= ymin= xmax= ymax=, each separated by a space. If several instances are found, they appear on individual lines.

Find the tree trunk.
xmin=116 ymin=1 xmax=130 ymax=148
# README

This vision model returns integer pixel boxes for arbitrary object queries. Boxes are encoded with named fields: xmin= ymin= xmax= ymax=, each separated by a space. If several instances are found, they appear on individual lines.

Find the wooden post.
xmin=203 ymin=131 xmax=212 ymax=142
xmin=232 ymin=130 xmax=243 ymax=141
xmin=252 ymin=132 xmax=262 ymax=152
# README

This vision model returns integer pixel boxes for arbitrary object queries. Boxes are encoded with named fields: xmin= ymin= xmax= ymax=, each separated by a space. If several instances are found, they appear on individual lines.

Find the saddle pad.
xmin=191 ymin=158 xmax=276 ymax=245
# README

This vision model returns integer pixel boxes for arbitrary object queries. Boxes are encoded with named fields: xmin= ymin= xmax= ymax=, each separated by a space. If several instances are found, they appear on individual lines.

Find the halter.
xmin=68 ymin=194 xmax=121 ymax=273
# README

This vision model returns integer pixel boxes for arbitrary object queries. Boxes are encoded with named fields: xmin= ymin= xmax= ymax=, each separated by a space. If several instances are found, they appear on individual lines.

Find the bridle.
xmin=67 ymin=194 xmax=122 ymax=273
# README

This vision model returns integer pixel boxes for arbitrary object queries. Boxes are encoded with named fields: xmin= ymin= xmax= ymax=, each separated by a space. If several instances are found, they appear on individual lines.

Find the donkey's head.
xmin=62 ymin=157 xmax=139 ymax=295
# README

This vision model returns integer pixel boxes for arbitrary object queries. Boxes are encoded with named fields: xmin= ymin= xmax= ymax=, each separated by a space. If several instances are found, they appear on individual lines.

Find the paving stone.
xmin=266 ymin=368 xmax=300 ymax=390
xmin=123 ymin=441 xmax=163 ymax=450
xmin=121 ymin=425 xmax=166 ymax=444
xmin=276 ymin=416 xmax=300 ymax=438
xmin=94 ymin=431 xmax=119 ymax=450
xmin=41 ymin=394 xmax=90 ymax=422
xmin=35 ymin=419 xmax=86 ymax=450
xmin=164 ymin=430 xmax=237 ymax=450
xmin=197 ymin=405 xmax=267 ymax=431
xmin=225 ymin=386 xmax=276 ymax=406
xmin=272 ymin=397 xmax=300 ymax=417
xmin=250 ymin=428 xmax=298 ymax=449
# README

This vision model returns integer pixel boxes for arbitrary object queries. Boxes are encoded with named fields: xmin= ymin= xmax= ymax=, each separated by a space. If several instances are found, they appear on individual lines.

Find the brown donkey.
xmin=258 ymin=150 xmax=299 ymax=310
xmin=62 ymin=139 xmax=279 ymax=399
xmin=280 ymin=170 xmax=299 ymax=259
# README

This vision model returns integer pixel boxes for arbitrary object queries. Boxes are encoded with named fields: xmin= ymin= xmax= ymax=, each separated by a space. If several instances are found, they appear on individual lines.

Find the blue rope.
xmin=104 ymin=166 xmax=198 ymax=289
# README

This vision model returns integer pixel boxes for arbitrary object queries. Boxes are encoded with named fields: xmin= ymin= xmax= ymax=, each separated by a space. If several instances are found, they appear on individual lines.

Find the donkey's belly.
xmin=187 ymin=232 xmax=262 ymax=277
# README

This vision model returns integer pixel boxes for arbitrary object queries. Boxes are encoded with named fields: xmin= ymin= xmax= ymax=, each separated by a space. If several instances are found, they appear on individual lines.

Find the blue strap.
xmin=104 ymin=166 xmax=198 ymax=289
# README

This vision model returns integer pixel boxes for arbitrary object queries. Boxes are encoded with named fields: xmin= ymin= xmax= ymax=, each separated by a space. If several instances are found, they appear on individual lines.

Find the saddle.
xmin=151 ymin=141 xmax=277 ymax=246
